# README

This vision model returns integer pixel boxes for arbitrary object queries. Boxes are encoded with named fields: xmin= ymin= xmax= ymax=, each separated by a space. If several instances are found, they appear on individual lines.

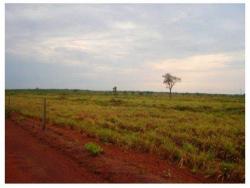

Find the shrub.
xmin=84 ymin=142 xmax=103 ymax=156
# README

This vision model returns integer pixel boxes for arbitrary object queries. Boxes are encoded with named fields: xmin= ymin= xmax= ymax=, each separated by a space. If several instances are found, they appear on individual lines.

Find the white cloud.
xmin=113 ymin=21 xmax=138 ymax=30
xmin=140 ymin=51 xmax=244 ymax=93
xmin=5 ymin=4 xmax=245 ymax=93
xmin=150 ymin=51 xmax=244 ymax=72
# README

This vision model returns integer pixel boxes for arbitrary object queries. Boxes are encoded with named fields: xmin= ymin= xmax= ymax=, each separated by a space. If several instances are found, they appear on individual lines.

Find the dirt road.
xmin=5 ymin=118 xmax=103 ymax=183
xmin=5 ymin=114 xmax=208 ymax=183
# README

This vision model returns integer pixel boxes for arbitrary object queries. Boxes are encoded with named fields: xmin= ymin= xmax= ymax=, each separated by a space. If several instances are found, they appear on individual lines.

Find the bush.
xmin=84 ymin=142 xmax=103 ymax=156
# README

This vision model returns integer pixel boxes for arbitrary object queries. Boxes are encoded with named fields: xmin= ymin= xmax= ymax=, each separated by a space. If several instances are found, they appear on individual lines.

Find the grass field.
xmin=5 ymin=89 xmax=245 ymax=182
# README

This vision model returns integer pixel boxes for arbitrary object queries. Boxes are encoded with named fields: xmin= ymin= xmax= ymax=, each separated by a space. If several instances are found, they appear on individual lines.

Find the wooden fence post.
xmin=42 ymin=98 xmax=46 ymax=131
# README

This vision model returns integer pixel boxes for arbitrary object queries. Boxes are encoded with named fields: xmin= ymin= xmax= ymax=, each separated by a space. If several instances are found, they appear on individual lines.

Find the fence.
xmin=6 ymin=95 xmax=48 ymax=131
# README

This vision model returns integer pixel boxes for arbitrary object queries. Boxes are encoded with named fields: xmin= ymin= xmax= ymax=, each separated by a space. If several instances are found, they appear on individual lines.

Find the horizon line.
xmin=5 ymin=88 xmax=245 ymax=96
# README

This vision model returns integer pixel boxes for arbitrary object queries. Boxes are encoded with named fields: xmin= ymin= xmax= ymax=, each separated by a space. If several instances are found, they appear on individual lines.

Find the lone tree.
xmin=113 ymin=86 xmax=117 ymax=94
xmin=162 ymin=73 xmax=181 ymax=97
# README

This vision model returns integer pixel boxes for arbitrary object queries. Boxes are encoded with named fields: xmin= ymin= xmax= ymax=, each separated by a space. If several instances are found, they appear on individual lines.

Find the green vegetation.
xmin=84 ymin=142 xmax=103 ymax=156
xmin=5 ymin=89 xmax=245 ymax=182
xmin=5 ymin=106 xmax=12 ymax=119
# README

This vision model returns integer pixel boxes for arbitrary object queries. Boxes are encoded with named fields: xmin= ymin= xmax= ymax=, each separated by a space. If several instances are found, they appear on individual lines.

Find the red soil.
xmin=5 ymin=113 xmax=211 ymax=183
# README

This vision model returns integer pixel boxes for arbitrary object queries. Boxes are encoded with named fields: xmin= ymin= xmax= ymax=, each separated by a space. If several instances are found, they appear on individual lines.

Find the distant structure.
xmin=113 ymin=86 xmax=117 ymax=94
xmin=162 ymin=73 xmax=181 ymax=98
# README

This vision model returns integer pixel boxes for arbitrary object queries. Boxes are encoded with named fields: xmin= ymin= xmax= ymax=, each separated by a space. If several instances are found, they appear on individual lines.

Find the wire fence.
xmin=6 ymin=95 xmax=49 ymax=130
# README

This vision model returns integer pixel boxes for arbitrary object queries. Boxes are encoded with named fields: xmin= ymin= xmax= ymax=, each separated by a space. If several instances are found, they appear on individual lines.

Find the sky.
xmin=5 ymin=4 xmax=245 ymax=94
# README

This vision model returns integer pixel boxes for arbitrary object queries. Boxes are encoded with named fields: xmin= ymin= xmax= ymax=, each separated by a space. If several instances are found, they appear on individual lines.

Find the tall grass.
xmin=6 ymin=90 xmax=245 ymax=182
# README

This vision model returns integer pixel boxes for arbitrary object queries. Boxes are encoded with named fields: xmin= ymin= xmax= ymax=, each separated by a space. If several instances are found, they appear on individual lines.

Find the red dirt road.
xmin=5 ymin=118 xmax=102 ymax=183
xmin=6 ymin=114 xmax=209 ymax=183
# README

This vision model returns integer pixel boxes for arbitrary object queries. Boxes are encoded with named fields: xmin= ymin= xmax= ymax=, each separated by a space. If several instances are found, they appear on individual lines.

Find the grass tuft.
xmin=84 ymin=142 xmax=103 ymax=156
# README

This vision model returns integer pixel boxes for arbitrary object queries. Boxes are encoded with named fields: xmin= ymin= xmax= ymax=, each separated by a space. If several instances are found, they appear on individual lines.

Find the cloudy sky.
xmin=5 ymin=4 xmax=245 ymax=94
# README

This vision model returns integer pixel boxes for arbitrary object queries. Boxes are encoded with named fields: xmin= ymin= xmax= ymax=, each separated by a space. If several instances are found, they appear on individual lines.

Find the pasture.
xmin=5 ymin=89 xmax=245 ymax=182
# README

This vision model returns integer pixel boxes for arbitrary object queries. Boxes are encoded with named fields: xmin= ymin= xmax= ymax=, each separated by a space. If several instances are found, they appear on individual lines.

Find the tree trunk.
xmin=169 ymin=87 xmax=172 ymax=98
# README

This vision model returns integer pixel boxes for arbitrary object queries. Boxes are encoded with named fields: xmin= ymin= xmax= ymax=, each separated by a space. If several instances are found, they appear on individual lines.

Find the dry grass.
xmin=6 ymin=89 xmax=245 ymax=182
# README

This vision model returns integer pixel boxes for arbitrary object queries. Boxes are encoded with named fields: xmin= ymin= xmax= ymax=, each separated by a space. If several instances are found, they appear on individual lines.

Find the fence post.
xmin=42 ymin=98 xmax=46 ymax=131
